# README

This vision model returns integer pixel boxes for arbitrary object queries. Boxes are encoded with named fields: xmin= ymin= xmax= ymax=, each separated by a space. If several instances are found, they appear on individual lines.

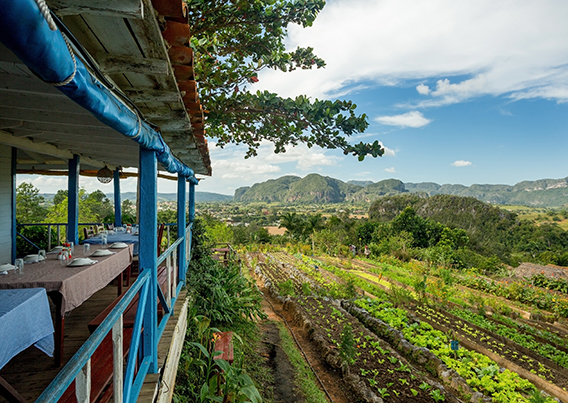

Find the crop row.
xmin=449 ymin=308 xmax=568 ymax=369
xmin=491 ymin=313 xmax=568 ymax=350
xmin=256 ymin=251 xmax=566 ymax=402
xmin=454 ymin=275 xmax=568 ymax=319
xmin=296 ymin=297 xmax=452 ymax=402
xmin=415 ymin=304 xmax=568 ymax=390
xmin=353 ymin=298 xmax=552 ymax=403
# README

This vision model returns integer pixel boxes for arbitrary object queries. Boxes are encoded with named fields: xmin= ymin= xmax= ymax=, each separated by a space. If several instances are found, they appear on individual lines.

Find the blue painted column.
xmin=11 ymin=147 xmax=16 ymax=261
xmin=67 ymin=155 xmax=80 ymax=245
xmin=113 ymin=169 xmax=122 ymax=227
xmin=189 ymin=182 xmax=195 ymax=223
xmin=138 ymin=147 xmax=158 ymax=373
xmin=177 ymin=176 xmax=186 ymax=283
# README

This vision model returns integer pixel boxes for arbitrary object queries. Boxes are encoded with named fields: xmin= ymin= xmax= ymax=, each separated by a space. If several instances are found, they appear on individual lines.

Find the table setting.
xmin=0 ymin=243 xmax=133 ymax=366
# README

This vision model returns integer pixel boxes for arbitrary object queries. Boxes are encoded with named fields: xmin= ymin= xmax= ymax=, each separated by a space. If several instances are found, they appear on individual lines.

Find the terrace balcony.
xmin=0 ymin=0 xmax=210 ymax=401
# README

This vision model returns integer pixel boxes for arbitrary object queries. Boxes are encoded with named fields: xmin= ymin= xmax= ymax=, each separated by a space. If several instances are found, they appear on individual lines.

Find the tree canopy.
xmin=186 ymin=0 xmax=384 ymax=160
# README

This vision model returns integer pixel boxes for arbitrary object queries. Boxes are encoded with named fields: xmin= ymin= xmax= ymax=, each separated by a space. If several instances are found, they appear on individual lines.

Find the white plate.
xmin=109 ymin=242 xmax=128 ymax=249
xmin=0 ymin=264 xmax=16 ymax=271
xmin=24 ymin=254 xmax=45 ymax=263
xmin=90 ymin=249 xmax=116 ymax=257
xmin=48 ymin=246 xmax=64 ymax=254
xmin=67 ymin=258 xmax=98 ymax=267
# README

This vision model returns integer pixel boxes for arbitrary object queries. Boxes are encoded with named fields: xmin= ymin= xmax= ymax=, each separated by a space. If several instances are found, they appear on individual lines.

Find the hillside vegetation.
xmin=368 ymin=194 xmax=568 ymax=266
xmin=233 ymin=173 xmax=568 ymax=208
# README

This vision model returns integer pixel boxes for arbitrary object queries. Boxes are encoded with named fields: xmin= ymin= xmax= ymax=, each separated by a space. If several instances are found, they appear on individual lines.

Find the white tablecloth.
xmin=0 ymin=288 xmax=54 ymax=369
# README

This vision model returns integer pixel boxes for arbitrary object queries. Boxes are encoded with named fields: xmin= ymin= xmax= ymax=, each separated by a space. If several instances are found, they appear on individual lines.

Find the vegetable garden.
xmin=243 ymin=248 xmax=568 ymax=403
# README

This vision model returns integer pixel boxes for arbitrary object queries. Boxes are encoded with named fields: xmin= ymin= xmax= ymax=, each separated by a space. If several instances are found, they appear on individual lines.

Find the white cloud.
xmin=375 ymin=111 xmax=431 ymax=128
xmin=384 ymin=167 xmax=396 ymax=173
xmin=254 ymin=0 xmax=568 ymax=104
xmin=451 ymin=160 xmax=472 ymax=167
xmin=381 ymin=143 xmax=396 ymax=157
xmin=416 ymin=84 xmax=430 ymax=95
xmin=194 ymin=142 xmax=345 ymax=194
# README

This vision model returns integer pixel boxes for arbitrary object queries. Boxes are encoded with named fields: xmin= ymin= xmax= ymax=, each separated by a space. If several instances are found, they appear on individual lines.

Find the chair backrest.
xmin=107 ymin=223 xmax=114 ymax=230
xmin=96 ymin=225 xmax=105 ymax=234
xmin=157 ymin=223 xmax=165 ymax=256
xmin=83 ymin=227 xmax=94 ymax=239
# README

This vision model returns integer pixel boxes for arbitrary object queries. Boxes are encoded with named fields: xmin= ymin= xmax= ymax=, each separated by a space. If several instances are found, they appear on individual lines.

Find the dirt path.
xmin=258 ymin=288 xmax=352 ymax=403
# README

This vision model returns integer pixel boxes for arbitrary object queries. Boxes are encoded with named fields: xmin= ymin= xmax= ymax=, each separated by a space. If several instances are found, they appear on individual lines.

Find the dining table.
xmin=82 ymin=231 xmax=140 ymax=255
xmin=0 ymin=244 xmax=133 ymax=366
xmin=0 ymin=288 xmax=54 ymax=402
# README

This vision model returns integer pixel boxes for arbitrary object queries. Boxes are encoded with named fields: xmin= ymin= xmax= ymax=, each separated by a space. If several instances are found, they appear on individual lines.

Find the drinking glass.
xmin=59 ymin=251 xmax=69 ymax=266
xmin=83 ymin=243 xmax=91 ymax=256
xmin=101 ymin=235 xmax=108 ymax=247
xmin=38 ymin=250 xmax=46 ymax=260
xmin=69 ymin=242 xmax=74 ymax=254
xmin=15 ymin=258 xmax=24 ymax=274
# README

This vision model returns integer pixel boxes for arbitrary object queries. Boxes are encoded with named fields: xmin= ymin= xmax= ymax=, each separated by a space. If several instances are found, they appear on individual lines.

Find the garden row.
xmin=256 ymin=250 xmax=565 ymax=403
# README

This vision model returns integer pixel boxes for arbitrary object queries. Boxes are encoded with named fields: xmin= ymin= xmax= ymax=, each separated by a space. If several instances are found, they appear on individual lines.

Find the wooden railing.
xmin=35 ymin=222 xmax=192 ymax=403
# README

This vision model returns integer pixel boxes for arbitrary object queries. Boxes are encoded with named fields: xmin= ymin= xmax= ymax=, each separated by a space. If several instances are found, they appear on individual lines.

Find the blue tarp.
xmin=0 ymin=0 xmax=198 ymax=183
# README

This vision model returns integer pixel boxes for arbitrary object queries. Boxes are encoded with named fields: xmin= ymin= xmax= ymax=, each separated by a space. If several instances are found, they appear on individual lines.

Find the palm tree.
xmin=279 ymin=212 xmax=302 ymax=238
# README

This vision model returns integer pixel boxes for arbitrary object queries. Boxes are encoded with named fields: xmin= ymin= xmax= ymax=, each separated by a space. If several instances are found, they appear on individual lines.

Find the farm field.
xmin=243 ymin=249 xmax=568 ymax=403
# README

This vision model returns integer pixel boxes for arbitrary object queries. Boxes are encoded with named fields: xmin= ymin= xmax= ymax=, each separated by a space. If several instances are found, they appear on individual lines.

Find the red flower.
xmin=250 ymin=76 xmax=259 ymax=83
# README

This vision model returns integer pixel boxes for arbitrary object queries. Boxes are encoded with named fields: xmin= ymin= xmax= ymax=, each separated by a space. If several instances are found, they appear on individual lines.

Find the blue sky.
xmin=19 ymin=0 xmax=568 ymax=196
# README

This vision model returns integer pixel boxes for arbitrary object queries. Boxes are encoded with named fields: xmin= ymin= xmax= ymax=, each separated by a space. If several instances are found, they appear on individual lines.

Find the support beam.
xmin=140 ymin=109 xmax=187 ymax=121
xmin=11 ymin=147 xmax=16 ymax=262
xmin=0 ymin=130 xmax=116 ymax=170
xmin=97 ymin=54 xmax=169 ymax=75
xmin=151 ymin=120 xmax=190 ymax=132
xmin=23 ymin=150 xmax=48 ymax=164
xmin=47 ymin=0 xmax=144 ymax=19
xmin=68 ymin=155 xmax=80 ymax=245
xmin=124 ymin=90 xmax=183 ymax=103
xmin=189 ymin=182 xmax=195 ymax=223
xmin=177 ymin=176 xmax=186 ymax=282
xmin=114 ymin=169 xmax=122 ymax=228
xmin=139 ymin=146 xmax=158 ymax=373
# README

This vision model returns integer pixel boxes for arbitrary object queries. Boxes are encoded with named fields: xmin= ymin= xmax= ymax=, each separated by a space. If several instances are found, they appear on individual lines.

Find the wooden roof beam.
xmin=48 ymin=0 xmax=144 ymax=19
xmin=124 ymin=90 xmax=184 ymax=103
xmin=0 ymin=130 xmax=116 ymax=170
xmin=97 ymin=54 xmax=169 ymax=75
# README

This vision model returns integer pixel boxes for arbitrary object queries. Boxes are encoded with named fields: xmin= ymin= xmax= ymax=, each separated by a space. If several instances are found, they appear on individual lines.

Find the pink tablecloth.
xmin=0 ymin=244 xmax=132 ymax=315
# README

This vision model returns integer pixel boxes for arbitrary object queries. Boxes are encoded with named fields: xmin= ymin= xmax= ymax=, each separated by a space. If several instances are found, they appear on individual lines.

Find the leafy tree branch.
xmin=185 ymin=0 xmax=384 ymax=160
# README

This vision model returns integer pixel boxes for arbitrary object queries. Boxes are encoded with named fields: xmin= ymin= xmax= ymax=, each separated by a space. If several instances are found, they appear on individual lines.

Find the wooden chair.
xmin=106 ymin=223 xmax=114 ymax=231
xmin=83 ymin=227 xmax=95 ymax=239
xmin=96 ymin=225 xmax=105 ymax=234
xmin=127 ymin=224 xmax=164 ymax=280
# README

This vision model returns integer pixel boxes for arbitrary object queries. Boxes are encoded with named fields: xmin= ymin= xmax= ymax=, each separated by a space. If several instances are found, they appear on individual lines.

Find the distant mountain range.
xmin=41 ymin=191 xmax=232 ymax=204
xmin=234 ymin=174 xmax=568 ymax=208
xmin=39 ymin=174 xmax=568 ymax=208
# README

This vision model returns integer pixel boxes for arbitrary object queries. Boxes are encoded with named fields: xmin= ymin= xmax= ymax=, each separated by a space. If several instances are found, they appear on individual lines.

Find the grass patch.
xmin=276 ymin=321 xmax=328 ymax=403
xmin=351 ymin=270 xmax=392 ymax=288
xmin=223 ymin=319 xmax=275 ymax=403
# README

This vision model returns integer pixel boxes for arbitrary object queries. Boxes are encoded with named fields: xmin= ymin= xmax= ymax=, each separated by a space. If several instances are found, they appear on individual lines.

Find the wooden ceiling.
xmin=0 ymin=0 xmax=210 ymax=175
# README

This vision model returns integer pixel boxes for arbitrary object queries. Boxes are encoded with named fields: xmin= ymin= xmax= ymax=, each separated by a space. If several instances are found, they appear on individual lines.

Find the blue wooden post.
xmin=113 ymin=169 xmax=122 ymax=227
xmin=189 ymin=182 xmax=195 ymax=223
xmin=67 ymin=155 xmax=79 ymax=245
xmin=11 ymin=147 xmax=16 ymax=261
xmin=177 ymin=175 xmax=186 ymax=283
xmin=138 ymin=147 xmax=158 ymax=373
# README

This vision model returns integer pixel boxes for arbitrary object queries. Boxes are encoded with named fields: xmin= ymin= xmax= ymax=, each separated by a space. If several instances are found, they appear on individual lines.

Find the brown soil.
xmin=510 ymin=262 xmax=568 ymax=280
xmin=258 ymin=287 xmax=352 ymax=403
xmin=259 ymin=321 xmax=305 ymax=403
